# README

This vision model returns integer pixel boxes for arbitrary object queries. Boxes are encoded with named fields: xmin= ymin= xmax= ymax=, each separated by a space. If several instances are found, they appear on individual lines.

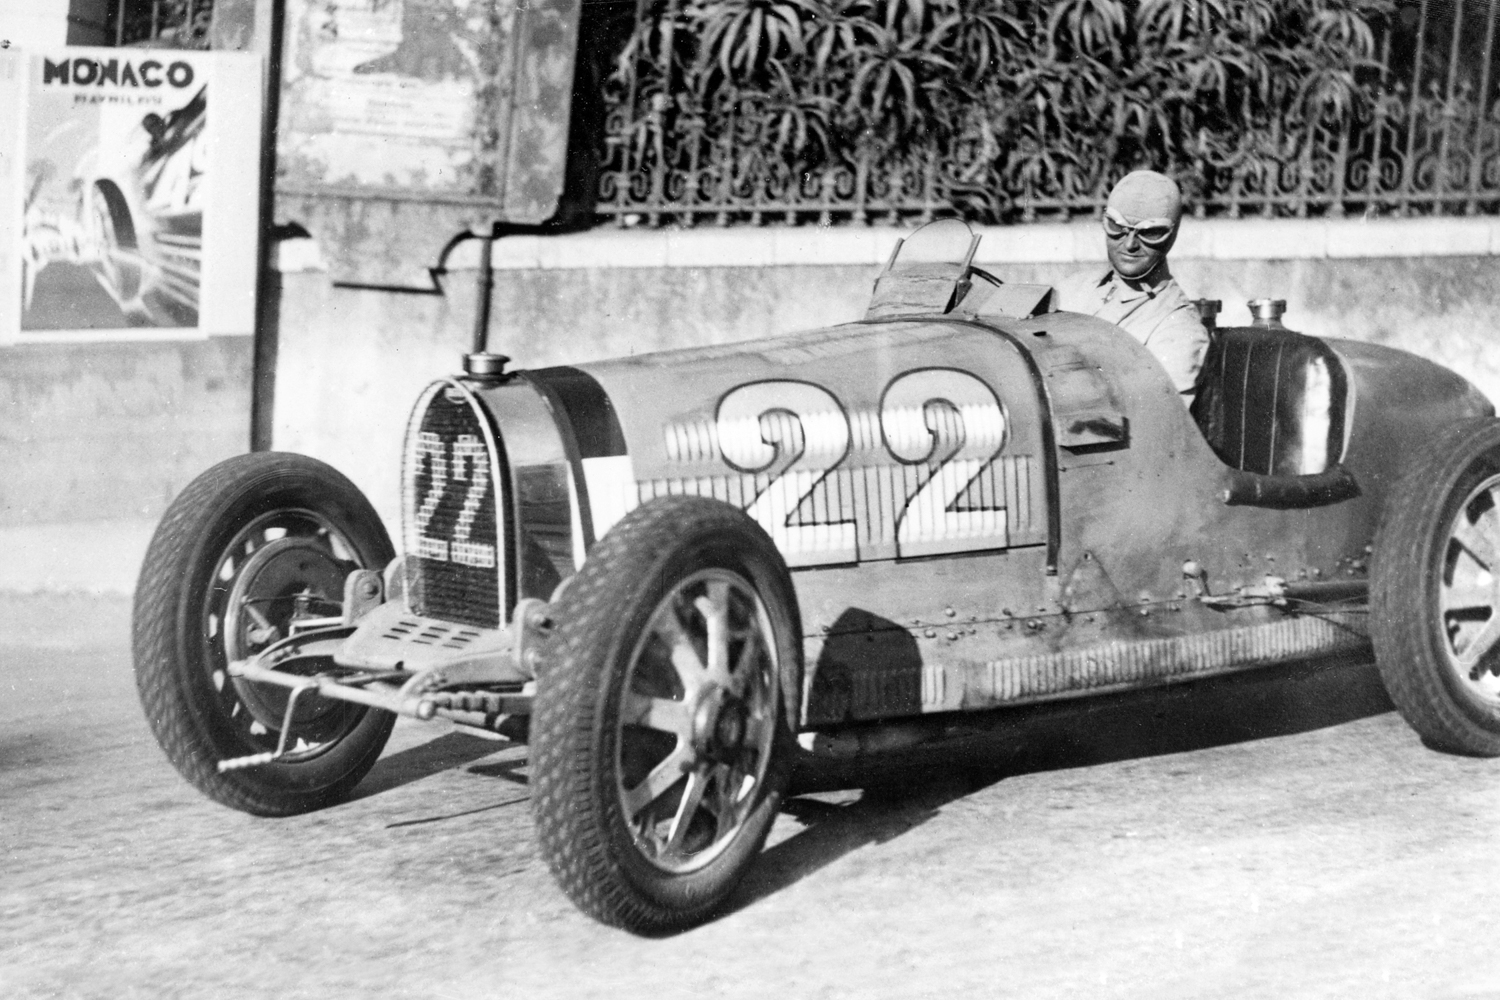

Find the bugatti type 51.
xmin=134 ymin=220 xmax=1500 ymax=932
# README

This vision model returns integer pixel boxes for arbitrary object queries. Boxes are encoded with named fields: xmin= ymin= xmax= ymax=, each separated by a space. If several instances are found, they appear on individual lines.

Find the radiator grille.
xmin=402 ymin=381 xmax=506 ymax=630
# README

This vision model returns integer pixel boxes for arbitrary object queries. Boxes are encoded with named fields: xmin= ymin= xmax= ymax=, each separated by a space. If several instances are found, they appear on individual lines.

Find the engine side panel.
xmin=574 ymin=321 xmax=1052 ymax=570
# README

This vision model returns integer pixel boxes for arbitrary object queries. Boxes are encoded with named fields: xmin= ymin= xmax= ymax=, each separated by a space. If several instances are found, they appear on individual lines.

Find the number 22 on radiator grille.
xmin=410 ymin=430 xmax=496 ymax=569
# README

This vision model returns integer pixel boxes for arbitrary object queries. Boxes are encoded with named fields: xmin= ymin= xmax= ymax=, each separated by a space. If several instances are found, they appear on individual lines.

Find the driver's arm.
xmin=1139 ymin=302 xmax=1210 ymax=398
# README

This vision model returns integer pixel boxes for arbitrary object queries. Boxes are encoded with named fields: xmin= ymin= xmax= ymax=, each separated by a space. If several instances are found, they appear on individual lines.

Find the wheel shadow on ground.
xmin=725 ymin=652 xmax=1393 ymax=918
xmin=725 ymin=770 xmax=989 ymax=920
xmin=355 ymin=716 xmax=530 ymax=801
xmin=354 ymin=731 xmax=515 ymax=800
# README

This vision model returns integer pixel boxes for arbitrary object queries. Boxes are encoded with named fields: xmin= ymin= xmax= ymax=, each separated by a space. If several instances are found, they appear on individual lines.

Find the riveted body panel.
xmin=488 ymin=309 xmax=1489 ymax=727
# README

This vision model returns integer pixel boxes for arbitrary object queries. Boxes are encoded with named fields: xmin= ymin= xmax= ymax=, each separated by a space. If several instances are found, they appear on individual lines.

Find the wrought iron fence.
xmin=596 ymin=130 xmax=954 ymax=228
xmin=596 ymin=0 xmax=1500 ymax=226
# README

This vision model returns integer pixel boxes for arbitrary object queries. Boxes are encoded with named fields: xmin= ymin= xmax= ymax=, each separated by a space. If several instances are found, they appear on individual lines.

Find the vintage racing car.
xmin=134 ymin=219 xmax=1500 ymax=933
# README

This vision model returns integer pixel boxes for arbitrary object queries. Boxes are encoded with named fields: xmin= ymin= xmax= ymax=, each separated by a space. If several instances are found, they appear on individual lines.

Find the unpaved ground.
xmin=3 ymin=594 xmax=1500 ymax=1000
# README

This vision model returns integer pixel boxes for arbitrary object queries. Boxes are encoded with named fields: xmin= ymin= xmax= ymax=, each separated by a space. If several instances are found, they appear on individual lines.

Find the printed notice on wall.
xmin=277 ymin=0 xmax=494 ymax=194
xmin=0 ymin=47 xmax=263 ymax=342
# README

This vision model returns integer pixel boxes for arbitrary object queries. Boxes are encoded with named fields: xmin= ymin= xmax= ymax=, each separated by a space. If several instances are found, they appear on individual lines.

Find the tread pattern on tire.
xmin=133 ymin=452 xmax=396 ymax=816
xmin=531 ymin=494 xmax=798 ymax=933
xmin=1372 ymin=417 xmax=1500 ymax=756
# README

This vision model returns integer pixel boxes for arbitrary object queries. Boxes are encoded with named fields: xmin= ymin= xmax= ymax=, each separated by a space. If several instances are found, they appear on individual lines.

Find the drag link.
xmin=415 ymin=690 xmax=533 ymax=719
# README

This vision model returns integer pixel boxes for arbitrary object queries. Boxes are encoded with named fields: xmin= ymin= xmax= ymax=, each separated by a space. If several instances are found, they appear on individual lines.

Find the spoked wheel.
xmin=133 ymin=453 xmax=396 ymax=815
xmin=532 ymin=496 xmax=800 ymax=933
xmin=617 ymin=568 xmax=779 ymax=872
xmin=1373 ymin=418 xmax=1500 ymax=755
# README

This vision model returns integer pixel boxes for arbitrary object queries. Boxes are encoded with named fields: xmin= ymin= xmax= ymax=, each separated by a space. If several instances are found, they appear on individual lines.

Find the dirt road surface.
xmin=3 ymin=594 xmax=1499 ymax=1000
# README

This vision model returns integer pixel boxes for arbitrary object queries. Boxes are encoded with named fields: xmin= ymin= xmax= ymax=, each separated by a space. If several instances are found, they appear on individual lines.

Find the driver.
xmin=1052 ymin=170 xmax=1209 ymax=403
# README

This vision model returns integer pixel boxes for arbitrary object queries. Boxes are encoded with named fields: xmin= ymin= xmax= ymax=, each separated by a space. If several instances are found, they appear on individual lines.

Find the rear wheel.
xmin=133 ymin=452 xmax=396 ymax=815
xmin=531 ymin=496 xmax=801 ymax=933
xmin=1372 ymin=418 xmax=1500 ymax=755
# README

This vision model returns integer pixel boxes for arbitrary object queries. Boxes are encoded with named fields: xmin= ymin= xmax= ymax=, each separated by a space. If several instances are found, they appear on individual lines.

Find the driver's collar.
xmin=1100 ymin=261 xmax=1173 ymax=300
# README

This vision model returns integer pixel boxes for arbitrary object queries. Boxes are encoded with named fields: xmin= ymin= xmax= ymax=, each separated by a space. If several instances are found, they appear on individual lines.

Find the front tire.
xmin=133 ymin=452 xmax=397 ymax=815
xmin=1372 ymin=418 xmax=1500 ymax=755
xmin=531 ymin=496 xmax=801 ymax=933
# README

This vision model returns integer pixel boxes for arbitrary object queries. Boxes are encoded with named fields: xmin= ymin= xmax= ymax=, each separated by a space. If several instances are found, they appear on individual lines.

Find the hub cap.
xmin=616 ymin=569 xmax=778 ymax=874
xmin=1440 ymin=473 xmax=1500 ymax=705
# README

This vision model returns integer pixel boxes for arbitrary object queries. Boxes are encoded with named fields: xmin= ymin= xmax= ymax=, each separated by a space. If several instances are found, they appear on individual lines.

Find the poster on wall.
xmin=0 ymin=46 xmax=262 ymax=342
xmin=272 ymin=0 xmax=579 ymax=286
xmin=277 ymin=0 xmax=485 ymax=196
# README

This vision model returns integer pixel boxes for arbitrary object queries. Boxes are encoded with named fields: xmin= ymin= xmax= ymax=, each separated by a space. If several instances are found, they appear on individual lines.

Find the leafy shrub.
xmin=607 ymin=0 xmax=1397 ymax=220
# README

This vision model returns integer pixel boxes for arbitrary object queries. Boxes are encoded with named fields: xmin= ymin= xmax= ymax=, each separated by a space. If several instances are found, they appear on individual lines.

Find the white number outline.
xmin=448 ymin=435 xmax=496 ymax=569
xmin=879 ymin=368 xmax=1009 ymax=556
xmin=412 ymin=431 xmax=449 ymax=562
xmin=711 ymin=371 xmax=1011 ymax=563
xmin=716 ymin=380 xmax=856 ymax=564
xmin=404 ymin=382 xmax=503 ymax=574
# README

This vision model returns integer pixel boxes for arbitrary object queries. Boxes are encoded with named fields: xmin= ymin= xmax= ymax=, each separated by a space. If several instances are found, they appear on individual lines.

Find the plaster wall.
xmin=0 ymin=337 xmax=252 ymax=526
xmin=3 ymin=1 xmax=71 ymax=48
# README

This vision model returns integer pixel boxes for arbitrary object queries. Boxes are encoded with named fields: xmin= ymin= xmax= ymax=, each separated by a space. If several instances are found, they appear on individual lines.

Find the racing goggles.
xmin=1103 ymin=208 xmax=1176 ymax=248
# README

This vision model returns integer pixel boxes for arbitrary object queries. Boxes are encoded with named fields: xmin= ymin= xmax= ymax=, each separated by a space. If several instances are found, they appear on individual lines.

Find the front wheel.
xmin=531 ymin=496 xmax=801 ymax=933
xmin=133 ymin=452 xmax=397 ymax=815
xmin=1372 ymin=418 xmax=1500 ymax=755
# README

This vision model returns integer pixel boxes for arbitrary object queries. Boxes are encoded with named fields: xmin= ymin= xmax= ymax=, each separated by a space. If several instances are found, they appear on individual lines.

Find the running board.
xmin=803 ymin=610 xmax=1371 ymax=726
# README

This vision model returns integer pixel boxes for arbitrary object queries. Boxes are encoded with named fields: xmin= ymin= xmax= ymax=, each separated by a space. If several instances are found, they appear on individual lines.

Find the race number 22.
xmin=712 ymin=370 xmax=1010 ymax=564
xmin=411 ymin=431 xmax=496 ymax=569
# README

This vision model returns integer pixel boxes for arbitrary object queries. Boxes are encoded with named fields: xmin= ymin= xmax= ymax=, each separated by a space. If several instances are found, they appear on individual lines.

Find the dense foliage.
xmin=118 ymin=0 xmax=212 ymax=49
xmin=608 ymin=0 xmax=1398 ymax=218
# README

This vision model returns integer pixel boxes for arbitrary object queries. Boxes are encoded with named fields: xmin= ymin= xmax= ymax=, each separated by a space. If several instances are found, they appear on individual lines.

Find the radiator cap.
xmin=463 ymin=352 xmax=511 ymax=381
